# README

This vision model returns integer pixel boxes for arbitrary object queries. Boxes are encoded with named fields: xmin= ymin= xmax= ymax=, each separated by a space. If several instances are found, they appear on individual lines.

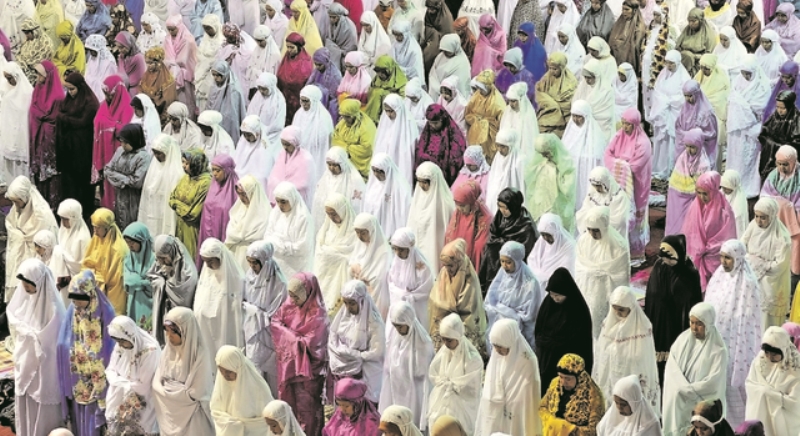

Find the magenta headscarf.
xmin=673 ymin=128 xmax=711 ymax=176
xmin=197 ymin=153 xmax=239 ymax=267
xmin=472 ymin=14 xmax=507 ymax=76
xmin=603 ymin=108 xmax=652 ymax=212
xmin=93 ymin=75 xmax=134 ymax=176
xmin=416 ymin=104 xmax=467 ymax=185
xmin=676 ymin=79 xmax=718 ymax=165
xmin=30 ymin=60 xmax=65 ymax=118
xmin=322 ymin=378 xmax=380 ymax=436
xmin=783 ymin=322 xmax=800 ymax=350
xmin=266 ymin=125 xmax=314 ymax=205
xmin=680 ymin=171 xmax=737 ymax=290
xmin=270 ymin=272 xmax=329 ymax=388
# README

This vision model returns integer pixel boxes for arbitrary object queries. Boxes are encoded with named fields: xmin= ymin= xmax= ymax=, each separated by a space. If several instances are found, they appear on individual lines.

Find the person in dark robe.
xmin=477 ymin=187 xmax=537 ymax=293
xmin=762 ymin=61 xmax=800 ymax=121
xmin=104 ymin=123 xmax=152 ymax=230
xmin=57 ymin=71 xmax=100 ymax=220
xmin=608 ymin=0 xmax=646 ymax=75
xmin=733 ymin=0 xmax=761 ymax=53
xmin=29 ymin=60 xmax=65 ymax=208
xmin=533 ymin=267 xmax=594 ymax=396
xmin=758 ymin=90 xmax=800 ymax=178
xmin=425 ymin=0 xmax=454 ymax=42
xmin=688 ymin=399 xmax=736 ymax=436
xmin=643 ymin=234 xmax=703 ymax=387
xmin=576 ymin=0 xmax=615 ymax=46
xmin=415 ymin=104 xmax=467 ymax=186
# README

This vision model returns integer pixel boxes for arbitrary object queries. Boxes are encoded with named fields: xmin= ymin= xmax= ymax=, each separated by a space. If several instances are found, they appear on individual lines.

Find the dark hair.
xmin=762 ymin=343 xmax=783 ymax=357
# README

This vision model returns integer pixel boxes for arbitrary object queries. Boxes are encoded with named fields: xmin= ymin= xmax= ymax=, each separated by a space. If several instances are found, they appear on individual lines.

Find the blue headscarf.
xmin=307 ymin=47 xmax=343 ymax=121
xmin=76 ymin=0 xmax=113 ymax=41
xmin=513 ymin=21 xmax=548 ymax=82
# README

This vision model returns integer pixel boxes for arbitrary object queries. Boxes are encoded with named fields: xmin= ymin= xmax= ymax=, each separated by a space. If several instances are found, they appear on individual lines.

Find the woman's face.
xmin=665 ymin=60 xmax=677 ymax=72
xmin=362 ymin=23 xmax=373 ymax=34
xmin=243 ymin=131 xmax=257 ymax=143
xmin=342 ymin=114 xmax=356 ymax=127
xmin=572 ymin=114 xmax=585 ymax=126
xmin=112 ymin=338 xmax=134 ymax=350
xmin=61 ymin=217 xmax=72 ymax=229
xmin=257 ymin=38 xmax=268 ymax=48
xmin=776 ymin=101 xmax=788 ymax=117
xmin=684 ymin=92 xmax=696 ymax=104
xmin=455 ymin=200 xmax=472 ymax=215
xmin=202 ymin=256 xmax=221 ymax=269
xmin=211 ymin=164 xmax=226 ymax=183
xmin=203 ymin=24 xmax=216 ymax=38
xmin=499 ymin=255 xmax=515 ymax=273
xmin=288 ymin=280 xmax=308 ymax=306
xmin=292 ymin=9 xmax=301 ymax=20
xmin=428 ymin=118 xmax=444 ymax=131
xmin=590 ymin=0 xmax=601 ymax=11
xmin=146 ymin=58 xmax=160 ymax=73
xmin=621 ymin=120 xmax=634 ymax=134
xmin=583 ymin=74 xmax=596 ymax=86
xmin=557 ymin=31 xmax=568 ymax=46
xmin=719 ymin=34 xmax=730 ymax=48
xmin=509 ymin=98 xmax=520 ymax=112
xmin=343 ymin=297 xmax=360 ymax=315
xmin=281 ymin=139 xmax=297 ymax=155
xmin=613 ymin=395 xmax=633 ymax=416
xmin=587 ymin=227 xmax=602 ymax=240
xmin=246 ymin=256 xmax=262 ymax=274
xmin=120 ymin=137 xmax=134 ymax=152
xmin=764 ymin=348 xmax=784 ymax=363
xmin=696 ymin=186 xmax=710 ymax=204
xmin=85 ymin=1 xmax=96 ymax=12
xmin=86 ymin=48 xmax=98 ymax=59
xmin=335 ymin=399 xmax=356 ymax=417
xmin=376 ymin=68 xmax=390 ymax=81
xmin=621 ymin=4 xmax=632 ymax=19
xmin=344 ymin=62 xmax=358 ymax=76
xmin=392 ymin=31 xmax=404 ymax=42
xmin=258 ymin=85 xmax=271 ymax=97
xmin=777 ymin=157 xmax=794 ymax=175
xmin=547 ymin=61 xmax=563 ymax=78
xmin=327 ymin=161 xmax=342 ymax=175
xmin=653 ymin=11 xmax=662 ymax=24
xmin=300 ymin=96 xmax=311 ymax=111
xmin=393 ymin=323 xmax=410 ymax=335
xmin=777 ymin=11 xmax=789 ymax=23
xmin=611 ymin=304 xmax=631 ymax=318
xmin=265 ymin=4 xmax=276 ymax=18
xmin=688 ymin=17 xmax=700 ymax=31
xmin=35 ymin=70 xmax=47 ymax=85
xmin=415 ymin=177 xmax=431 ymax=192
xmin=22 ymin=281 xmax=37 ymax=294
xmin=741 ymin=70 xmax=753 ymax=81
xmin=442 ymin=336 xmax=459 ymax=349
xmin=287 ymin=42 xmax=299 ymax=57
xmin=124 ymin=236 xmax=142 ymax=253
xmin=371 ymin=166 xmax=386 ymax=182
xmin=167 ymin=25 xmax=179 ymax=37
xmin=391 ymin=244 xmax=410 ymax=259
xmin=314 ymin=61 xmax=326 ymax=73
xmin=541 ymin=232 xmax=554 ymax=244
xmin=383 ymin=103 xmax=397 ymax=120
xmin=93 ymin=225 xmax=109 ymax=238
xmin=355 ymin=227 xmax=371 ymax=243
xmin=217 ymin=366 xmax=237 ymax=382
xmin=549 ymin=291 xmax=566 ymax=303
xmin=265 ymin=418 xmax=282 ymax=434
xmin=754 ymin=210 xmax=771 ymax=229
xmin=165 ymin=325 xmax=182 ymax=346
xmin=65 ymin=82 xmax=78 ymax=97
xmin=212 ymin=71 xmax=225 ymax=86
xmin=23 ymin=30 xmax=34 ymax=41
xmin=325 ymin=206 xmax=342 ymax=224
xmin=276 ymin=197 xmax=292 ymax=213
xmin=497 ymin=143 xmax=510 ymax=157
xmin=761 ymin=37 xmax=773 ymax=51
xmin=556 ymin=3 xmax=567 ymax=13
xmin=142 ymin=22 xmax=152 ymax=34
xmin=497 ymin=201 xmax=511 ymax=217
xmin=686 ymin=143 xmax=698 ymax=156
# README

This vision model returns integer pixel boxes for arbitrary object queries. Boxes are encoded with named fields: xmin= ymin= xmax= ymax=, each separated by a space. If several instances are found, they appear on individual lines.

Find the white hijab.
xmin=292 ymin=85 xmax=333 ymax=180
xmin=475 ymin=318 xmax=542 ymax=436
xmin=527 ymin=213 xmax=576 ymax=289
xmin=485 ymin=128 xmax=525 ymax=215
xmin=755 ymin=29 xmax=789 ymax=86
xmin=390 ymin=19 xmax=425 ymax=83
xmin=246 ymin=73 xmax=287 ymax=147
xmin=713 ymin=26 xmax=748 ymax=79
xmin=105 ymin=316 xmax=162 ymax=433
xmin=705 ymin=239 xmax=763 ymax=392
xmin=574 ymin=57 xmax=617 ymax=141
xmin=84 ymin=34 xmax=118 ymax=103
xmin=407 ymin=163 xmax=454 ymax=270
xmin=246 ymin=25 xmax=282 ymax=84
xmin=349 ymin=213 xmax=392 ymax=318
xmin=437 ymin=76 xmax=468 ymax=134
xmin=138 ymin=134 xmax=184 ymax=237
xmin=596 ymin=374 xmax=663 ymax=436
xmin=555 ymin=23 xmax=585 ymax=76
xmin=387 ymin=227 xmax=434 ymax=327
xmin=52 ymin=199 xmax=91 ymax=279
xmin=615 ymin=62 xmax=638 ymax=119
xmin=138 ymin=12 xmax=168 ymax=53
xmin=197 ymin=110 xmax=235 ymax=161
xmin=361 ymin=153 xmax=412 ymax=239
xmin=380 ymin=405 xmax=424 ymax=436
xmin=313 ymin=192 xmax=357 ymax=309
xmin=576 ymin=166 xmax=632 ymax=241
xmin=648 ymin=50 xmax=691 ymax=130
xmin=0 ymin=62 xmax=33 ymax=164
xmin=404 ymin=78 xmax=434 ymax=131
xmin=593 ymin=287 xmax=661 ymax=415
xmin=358 ymin=11 xmax=392 ymax=68
xmin=562 ymin=99 xmax=605 ymax=205
xmin=263 ymin=182 xmax=314 ymax=278
xmin=210 ymin=346 xmax=274 ymax=436
xmin=545 ymin=0 xmax=579 ymax=53
xmin=262 ymin=400 xmax=306 ymax=436
xmin=232 ymin=114 xmax=277 ymax=192
xmin=311 ymin=146 xmax=366 ymax=233
xmin=499 ymin=82 xmax=539 ymax=159
xmin=226 ymin=175 xmax=272 ymax=267
xmin=131 ymin=94 xmax=163 ymax=150
xmin=720 ymin=169 xmax=750 ymax=237
xmin=7 ymin=258 xmax=66 ymax=405
xmin=375 ymin=93 xmax=420 ymax=185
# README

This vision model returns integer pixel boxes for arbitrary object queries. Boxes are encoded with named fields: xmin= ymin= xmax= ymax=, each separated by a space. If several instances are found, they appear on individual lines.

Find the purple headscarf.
xmin=675 ymin=79 xmax=718 ymax=167
xmin=197 ymin=153 xmax=239 ymax=268
xmin=322 ymin=378 xmax=380 ymax=436
xmin=764 ymin=61 xmax=800 ymax=120
xmin=765 ymin=3 xmax=800 ymax=58
xmin=306 ymin=47 xmax=343 ymax=122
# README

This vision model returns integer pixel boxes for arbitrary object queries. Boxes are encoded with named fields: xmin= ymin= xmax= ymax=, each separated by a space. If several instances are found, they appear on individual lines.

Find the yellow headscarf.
xmin=53 ymin=20 xmax=86 ymax=77
xmin=81 ymin=208 xmax=129 ymax=315
xmin=284 ymin=0 xmax=323 ymax=55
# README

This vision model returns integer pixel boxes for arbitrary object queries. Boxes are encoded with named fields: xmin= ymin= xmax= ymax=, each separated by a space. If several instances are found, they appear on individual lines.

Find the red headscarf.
xmin=30 ymin=60 xmax=66 ymax=120
xmin=445 ymin=180 xmax=491 ymax=271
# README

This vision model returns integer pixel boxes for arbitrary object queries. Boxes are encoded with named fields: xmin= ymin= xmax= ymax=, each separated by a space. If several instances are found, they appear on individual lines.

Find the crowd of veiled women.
xmin=2 ymin=0 xmax=800 ymax=434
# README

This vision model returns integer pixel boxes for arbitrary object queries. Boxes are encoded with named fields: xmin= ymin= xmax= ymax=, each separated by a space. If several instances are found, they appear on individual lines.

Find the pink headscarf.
xmin=270 ymin=272 xmax=329 ymax=388
xmin=783 ymin=322 xmax=800 ymax=350
xmin=266 ymin=125 xmax=315 ymax=206
xmin=603 ymin=108 xmax=653 ymax=212
xmin=673 ymin=128 xmax=711 ymax=176
xmin=322 ymin=378 xmax=380 ymax=436
xmin=681 ymin=171 xmax=737 ymax=290
xmin=197 ymin=153 xmax=240 ymax=267
xmin=97 ymin=75 xmax=134 ymax=122
xmin=471 ymin=14 xmax=507 ymax=76
xmin=93 ymin=75 xmax=134 ymax=209
xmin=337 ymin=51 xmax=371 ymax=105
xmin=164 ymin=15 xmax=197 ymax=84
